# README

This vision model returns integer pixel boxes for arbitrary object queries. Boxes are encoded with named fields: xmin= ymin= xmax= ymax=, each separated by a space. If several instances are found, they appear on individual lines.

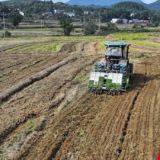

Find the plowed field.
xmin=0 ymin=35 xmax=160 ymax=160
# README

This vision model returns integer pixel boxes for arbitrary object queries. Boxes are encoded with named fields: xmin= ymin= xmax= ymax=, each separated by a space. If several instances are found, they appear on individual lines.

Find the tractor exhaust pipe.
xmin=126 ymin=44 xmax=131 ymax=58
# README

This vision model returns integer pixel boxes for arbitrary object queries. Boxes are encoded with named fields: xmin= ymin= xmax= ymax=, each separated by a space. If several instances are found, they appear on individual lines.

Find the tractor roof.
xmin=105 ymin=42 xmax=127 ymax=47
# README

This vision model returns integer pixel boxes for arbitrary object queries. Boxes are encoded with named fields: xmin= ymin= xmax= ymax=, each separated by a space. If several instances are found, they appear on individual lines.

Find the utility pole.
xmin=55 ymin=18 xmax=57 ymax=35
xmin=41 ymin=20 xmax=42 ymax=28
xmin=84 ymin=16 xmax=86 ymax=34
xmin=3 ymin=12 xmax=5 ymax=38
xmin=99 ymin=12 xmax=101 ymax=31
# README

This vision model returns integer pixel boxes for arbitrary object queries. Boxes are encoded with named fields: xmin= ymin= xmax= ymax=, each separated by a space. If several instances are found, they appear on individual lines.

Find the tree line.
xmin=1 ymin=0 xmax=160 ymax=23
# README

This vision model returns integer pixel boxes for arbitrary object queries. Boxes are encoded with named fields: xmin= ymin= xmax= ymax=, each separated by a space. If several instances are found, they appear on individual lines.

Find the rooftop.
xmin=105 ymin=42 xmax=127 ymax=46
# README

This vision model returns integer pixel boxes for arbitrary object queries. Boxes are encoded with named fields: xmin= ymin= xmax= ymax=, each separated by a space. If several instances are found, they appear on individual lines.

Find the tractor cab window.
xmin=105 ymin=47 xmax=122 ymax=57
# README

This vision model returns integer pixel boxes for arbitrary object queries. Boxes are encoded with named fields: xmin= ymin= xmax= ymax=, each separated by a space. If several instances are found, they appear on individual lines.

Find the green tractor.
xmin=88 ymin=42 xmax=133 ymax=95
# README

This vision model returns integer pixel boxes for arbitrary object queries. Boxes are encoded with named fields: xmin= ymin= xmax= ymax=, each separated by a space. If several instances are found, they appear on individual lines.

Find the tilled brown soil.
xmin=0 ymin=39 xmax=160 ymax=160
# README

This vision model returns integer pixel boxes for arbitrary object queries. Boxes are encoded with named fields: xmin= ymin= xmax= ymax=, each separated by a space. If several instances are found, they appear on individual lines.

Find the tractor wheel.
xmin=111 ymin=91 xmax=115 ymax=96
xmin=89 ymin=88 xmax=92 ymax=93
xmin=129 ymin=63 xmax=133 ymax=79
xmin=106 ymin=90 xmax=110 ymax=95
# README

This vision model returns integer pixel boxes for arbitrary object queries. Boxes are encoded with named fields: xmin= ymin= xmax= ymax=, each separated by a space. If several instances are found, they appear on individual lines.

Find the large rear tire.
xmin=129 ymin=63 xmax=133 ymax=79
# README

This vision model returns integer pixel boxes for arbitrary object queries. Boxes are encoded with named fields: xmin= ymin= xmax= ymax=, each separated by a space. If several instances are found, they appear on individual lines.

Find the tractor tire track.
xmin=0 ymin=55 xmax=99 ymax=148
xmin=0 ymin=55 xmax=77 ymax=103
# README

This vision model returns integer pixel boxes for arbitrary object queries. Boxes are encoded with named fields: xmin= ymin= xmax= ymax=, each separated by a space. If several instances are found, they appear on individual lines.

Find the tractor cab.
xmin=104 ymin=42 xmax=130 ymax=70
xmin=105 ymin=42 xmax=129 ymax=60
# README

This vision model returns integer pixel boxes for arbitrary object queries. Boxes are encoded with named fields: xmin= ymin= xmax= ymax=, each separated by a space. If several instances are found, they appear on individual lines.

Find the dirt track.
xmin=0 ymin=39 xmax=160 ymax=160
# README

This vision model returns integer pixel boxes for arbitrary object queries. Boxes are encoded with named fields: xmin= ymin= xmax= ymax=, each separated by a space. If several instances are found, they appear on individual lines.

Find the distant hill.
xmin=111 ymin=1 xmax=148 ymax=11
xmin=147 ymin=0 xmax=160 ymax=11
xmin=66 ymin=0 xmax=144 ymax=6
xmin=1 ymin=0 xmax=160 ymax=24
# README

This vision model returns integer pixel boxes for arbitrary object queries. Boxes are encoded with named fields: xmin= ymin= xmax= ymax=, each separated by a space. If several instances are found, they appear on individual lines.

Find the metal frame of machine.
xmin=88 ymin=42 xmax=133 ymax=95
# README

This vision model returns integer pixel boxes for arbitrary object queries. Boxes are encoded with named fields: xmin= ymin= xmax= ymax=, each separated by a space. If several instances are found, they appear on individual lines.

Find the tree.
xmin=83 ymin=22 xmax=97 ymax=35
xmin=100 ymin=23 xmax=118 ymax=35
xmin=8 ymin=12 xmax=23 ymax=28
xmin=59 ymin=20 xmax=73 ymax=36
xmin=132 ymin=23 xmax=141 ymax=29
xmin=2 ymin=30 xmax=11 ymax=38
xmin=0 ymin=5 xmax=10 ymax=14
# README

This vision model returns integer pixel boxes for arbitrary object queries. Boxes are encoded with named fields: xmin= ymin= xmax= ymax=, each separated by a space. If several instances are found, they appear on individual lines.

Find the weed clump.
xmin=1 ymin=30 xmax=11 ymax=38
xmin=135 ymin=53 xmax=149 ymax=58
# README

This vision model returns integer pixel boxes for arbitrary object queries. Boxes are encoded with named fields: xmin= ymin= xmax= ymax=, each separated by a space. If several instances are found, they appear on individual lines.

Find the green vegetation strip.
xmin=113 ymin=32 xmax=157 ymax=41
xmin=0 ymin=36 xmax=107 ymax=42
xmin=74 ymin=75 xmax=89 ymax=83
xmin=2 ymin=41 xmax=63 ymax=54
xmin=98 ymin=42 xmax=106 ymax=51
xmin=128 ymin=40 xmax=160 ymax=48
xmin=129 ymin=48 xmax=139 ymax=53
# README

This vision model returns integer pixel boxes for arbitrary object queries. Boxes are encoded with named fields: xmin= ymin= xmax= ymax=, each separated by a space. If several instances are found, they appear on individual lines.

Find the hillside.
xmin=111 ymin=1 xmax=148 ymax=11
xmin=147 ymin=0 xmax=160 ymax=11
xmin=1 ymin=0 xmax=160 ymax=23
xmin=67 ymin=0 xmax=144 ymax=6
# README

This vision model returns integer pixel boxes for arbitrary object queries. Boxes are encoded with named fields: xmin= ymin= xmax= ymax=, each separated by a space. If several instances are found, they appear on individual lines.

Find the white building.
xmin=111 ymin=18 xmax=128 ymax=24
xmin=84 ymin=11 xmax=89 ymax=15
xmin=19 ymin=10 xmax=24 ymax=16
xmin=111 ymin=18 xmax=119 ymax=23
xmin=64 ymin=12 xmax=75 ymax=17
xmin=54 ymin=10 xmax=64 ymax=14
xmin=130 ymin=13 xmax=136 ymax=17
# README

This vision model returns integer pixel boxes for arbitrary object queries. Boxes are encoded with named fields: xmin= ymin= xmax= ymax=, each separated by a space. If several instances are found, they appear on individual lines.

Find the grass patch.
xmin=25 ymin=120 xmax=36 ymax=134
xmin=135 ymin=53 xmax=149 ymax=58
xmin=128 ymin=40 xmax=160 ymax=48
xmin=113 ymin=32 xmax=156 ymax=41
xmin=0 ymin=36 xmax=107 ymax=42
xmin=50 ymin=36 xmax=107 ymax=41
xmin=3 ymin=41 xmax=63 ymax=54
xmin=98 ymin=42 xmax=106 ymax=51
xmin=129 ymin=48 xmax=139 ymax=53
xmin=74 ymin=75 xmax=89 ymax=83
xmin=0 ymin=36 xmax=51 ymax=41
xmin=79 ymin=130 xmax=85 ymax=136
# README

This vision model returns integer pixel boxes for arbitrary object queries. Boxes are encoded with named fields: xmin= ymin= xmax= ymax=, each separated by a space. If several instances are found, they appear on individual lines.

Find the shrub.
xmin=1 ymin=30 xmax=11 ymax=38
xmin=135 ymin=53 xmax=149 ymax=58
xmin=99 ymin=23 xmax=118 ymax=35
xmin=83 ymin=22 xmax=98 ymax=35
